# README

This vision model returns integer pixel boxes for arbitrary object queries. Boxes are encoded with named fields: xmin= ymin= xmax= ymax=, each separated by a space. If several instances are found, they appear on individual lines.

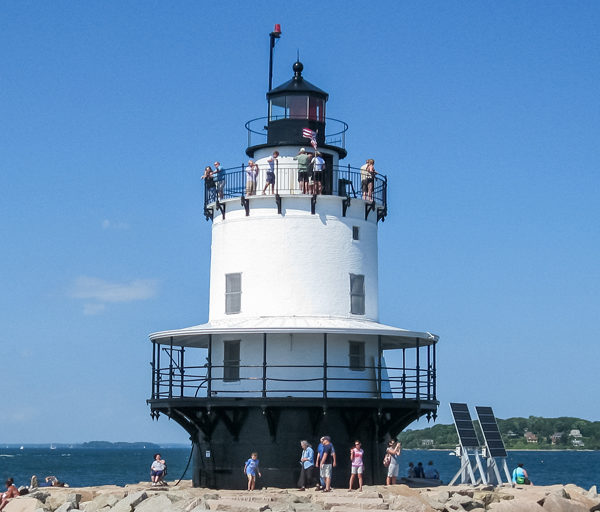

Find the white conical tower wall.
xmin=208 ymin=196 xmax=379 ymax=321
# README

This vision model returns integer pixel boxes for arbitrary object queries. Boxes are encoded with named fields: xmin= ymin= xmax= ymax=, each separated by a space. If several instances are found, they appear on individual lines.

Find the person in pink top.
xmin=348 ymin=440 xmax=364 ymax=491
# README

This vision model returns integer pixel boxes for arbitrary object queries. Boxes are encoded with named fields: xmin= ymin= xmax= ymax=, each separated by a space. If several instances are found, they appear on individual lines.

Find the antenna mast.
xmin=268 ymin=24 xmax=282 ymax=91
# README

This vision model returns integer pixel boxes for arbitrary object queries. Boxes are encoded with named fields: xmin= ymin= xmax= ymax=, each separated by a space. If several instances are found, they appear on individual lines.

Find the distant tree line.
xmin=398 ymin=416 xmax=600 ymax=450
xmin=80 ymin=441 xmax=161 ymax=449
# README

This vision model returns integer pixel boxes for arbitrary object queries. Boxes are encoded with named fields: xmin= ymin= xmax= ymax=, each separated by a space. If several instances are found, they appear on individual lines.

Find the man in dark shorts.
xmin=312 ymin=151 xmax=325 ymax=194
xmin=293 ymin=148 xmax=311 ymax=194
xmin=319 ymin=437 xmax=336 ymax=492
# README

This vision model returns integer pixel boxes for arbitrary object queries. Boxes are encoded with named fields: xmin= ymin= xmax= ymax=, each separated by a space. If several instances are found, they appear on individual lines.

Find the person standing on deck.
xmin=263 ymin=151 xmax=278 ymax=195
xmin=293 ymin=148 xmax=311 ymax=194
xmin=245 ymin=160 xmax=259 ymax=196
xmin=213 ymin=161 xmax=225 ymax=200
xmin=312 ymin=151 xmax=325 ymax=195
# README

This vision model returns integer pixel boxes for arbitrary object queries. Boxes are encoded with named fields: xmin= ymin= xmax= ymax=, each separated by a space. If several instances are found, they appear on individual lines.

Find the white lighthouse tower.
xmin=148 ymin=56 xmax=439 ymax=489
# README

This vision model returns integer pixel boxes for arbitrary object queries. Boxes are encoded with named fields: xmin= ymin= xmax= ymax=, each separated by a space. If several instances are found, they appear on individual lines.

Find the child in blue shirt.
xmin=244 ymin=452 xmax=261 ymax=490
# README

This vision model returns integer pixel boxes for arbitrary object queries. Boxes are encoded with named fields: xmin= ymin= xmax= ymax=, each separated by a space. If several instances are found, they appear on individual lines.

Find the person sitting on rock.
xmin=30 ymin=475 xmax=65 ymax=488
xmin=415 ymin=462 xmax=425 ymax=478
xmin=512 ymin=463 xmax=532 ymax=485
xmin=150 ymin=453 xmax=167 ymax=486
xmin=0 ymin=479 xmax=20 ymax=511
xmin=424 ymin=461 xmax=440 ymax=480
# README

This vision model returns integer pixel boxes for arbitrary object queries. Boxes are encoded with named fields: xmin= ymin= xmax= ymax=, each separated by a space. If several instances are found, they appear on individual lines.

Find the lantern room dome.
xmin=267 ymin=61 xmax=329 ymax=100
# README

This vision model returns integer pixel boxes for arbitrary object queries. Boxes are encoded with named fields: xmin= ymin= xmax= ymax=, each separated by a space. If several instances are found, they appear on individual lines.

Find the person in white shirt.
xmin=312 ymin=152 xmax=325 ymax=195
xmin=245 ymin=160 xmax=259 ymax=196
xmin=150 ymin=453 xmax=167 ymax=486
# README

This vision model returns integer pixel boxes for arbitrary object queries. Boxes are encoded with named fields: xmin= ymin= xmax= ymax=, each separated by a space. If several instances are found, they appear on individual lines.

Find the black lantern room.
xmin=246 ymin=61 xmax=347 ymax=159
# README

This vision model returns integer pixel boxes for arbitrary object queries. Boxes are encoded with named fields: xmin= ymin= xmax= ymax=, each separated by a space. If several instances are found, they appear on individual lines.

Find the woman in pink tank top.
xmin=348 ymin=440 xmax=364 ymax=491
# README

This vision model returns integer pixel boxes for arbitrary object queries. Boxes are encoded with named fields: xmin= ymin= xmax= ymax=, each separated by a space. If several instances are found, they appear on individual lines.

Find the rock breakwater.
xmin=5 ymin=481 xmax=600 ymax=512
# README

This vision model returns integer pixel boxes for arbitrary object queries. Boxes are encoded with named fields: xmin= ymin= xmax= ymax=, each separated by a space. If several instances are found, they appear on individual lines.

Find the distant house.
xmin=550 ymin=432 xmax=563 ymax=445
xmin=524 ymin=432 xmax=538 ymax=443
xmin=506 ymin=430 xmax=518 ymax=438
xmin=572 ymin=439 xmax=585 ymax=447
xmin=421 ymin=439 xmax=434 ymax=447
xmin=569 ymin=429 xmax=583 ymax=438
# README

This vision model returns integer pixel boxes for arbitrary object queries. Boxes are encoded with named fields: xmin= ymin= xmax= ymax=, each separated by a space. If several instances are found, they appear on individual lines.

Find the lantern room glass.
xmin=269 ymin=95 xmax=325 ymax=121
xmin=309 ymin=97 xmax=325 ymax=122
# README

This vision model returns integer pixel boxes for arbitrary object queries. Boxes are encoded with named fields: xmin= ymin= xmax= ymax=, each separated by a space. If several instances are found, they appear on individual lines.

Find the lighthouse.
xmin=148 ymin=54 xmax=439 ymax=489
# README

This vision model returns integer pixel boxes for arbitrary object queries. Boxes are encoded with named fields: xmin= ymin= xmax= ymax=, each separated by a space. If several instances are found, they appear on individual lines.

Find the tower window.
xmin=349 ymin=341 xmax=365 ymax=371
xmin=223 ymin=340 xmax=240 ymax=382
xmin=352 ymin=226 xmax=360 ymax=240
xmin=350 ymin=274 xmax=365 ymax=315
xmin=225 ymin=273 xmax=241 ymax=314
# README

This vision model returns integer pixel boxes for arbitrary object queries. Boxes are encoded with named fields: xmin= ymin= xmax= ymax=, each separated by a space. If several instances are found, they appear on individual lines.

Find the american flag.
xmin=302 ymin=128 xmax=318 ymax=149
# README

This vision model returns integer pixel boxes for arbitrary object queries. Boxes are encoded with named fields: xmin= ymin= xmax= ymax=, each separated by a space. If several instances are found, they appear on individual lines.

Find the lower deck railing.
xmin=150 ymin=342 xmax=436 ymax=402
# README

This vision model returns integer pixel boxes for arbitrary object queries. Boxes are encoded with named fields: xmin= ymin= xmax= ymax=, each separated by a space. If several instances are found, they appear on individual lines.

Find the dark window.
xmin=352 ymin=226 xmax=360 ymax=240
xmin=349 ymin=341 xmax=365 ymax=371
xmin=223 ymin=340 xmax=240 ymax=382
xmin=225 ymin=273 xmax=241 ymax=314
xmin=350 ymin=274 xmax=365 ymax=315
xmin=288 ymin=95 xmax=308 ymax=119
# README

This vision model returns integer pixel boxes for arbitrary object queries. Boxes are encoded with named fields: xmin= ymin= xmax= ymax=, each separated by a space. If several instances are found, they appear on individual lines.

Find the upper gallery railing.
xmin=245 ymin=116 xmax=348 ymax=149
xmin=203 ymin=165 xmax=387 ymax=214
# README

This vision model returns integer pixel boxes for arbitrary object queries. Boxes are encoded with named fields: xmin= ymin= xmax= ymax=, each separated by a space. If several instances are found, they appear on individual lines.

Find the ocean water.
xmin=0 ymin=447 xmax=598 ymax=490
xmin=0 ymin=448 xmax=194 ymax=489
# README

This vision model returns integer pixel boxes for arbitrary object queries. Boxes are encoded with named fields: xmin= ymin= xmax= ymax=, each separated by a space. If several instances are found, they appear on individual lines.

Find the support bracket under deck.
xmin=241 ymin=196 xmax=250 ymax=216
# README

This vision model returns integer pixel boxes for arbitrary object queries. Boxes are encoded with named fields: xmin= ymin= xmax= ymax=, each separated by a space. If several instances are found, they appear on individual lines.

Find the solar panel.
xmin=449 ymin=403 xmax=480 ymax=448
xmin=475 ymin=406 xmax=507 ymax=458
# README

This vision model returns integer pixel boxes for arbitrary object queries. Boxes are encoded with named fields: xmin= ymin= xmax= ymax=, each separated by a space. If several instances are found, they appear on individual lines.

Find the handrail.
xmin=245 ymin=116 xmax=348 ymax=148
xmin=203 ymin=164 xmax=387 ymax=218
xmin=152 ymin=361 xmax=435 ymax=401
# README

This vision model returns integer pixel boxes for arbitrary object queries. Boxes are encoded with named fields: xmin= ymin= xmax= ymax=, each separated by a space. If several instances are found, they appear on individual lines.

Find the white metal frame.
xmin=449 ymin=445 xmax=488 ymax=485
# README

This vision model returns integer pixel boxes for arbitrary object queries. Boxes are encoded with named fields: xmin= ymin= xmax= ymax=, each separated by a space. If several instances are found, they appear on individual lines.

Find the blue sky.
xmin=1 ymin=1 xmax=599 ymax=443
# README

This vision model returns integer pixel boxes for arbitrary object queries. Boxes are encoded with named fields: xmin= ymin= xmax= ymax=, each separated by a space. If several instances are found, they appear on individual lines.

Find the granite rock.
xmin=27 ymin=493 xmax=50 ymax=505
xmin=204 ymin=499 xmax=270 ymax=512
xmin=54 ymin=503 xmax=74 ymax=512
xmin=4 ymin=498 xmax=48 ymax=512
xmin=92 ymin=494 xmax=119 ymax=509
xmin=135 ymin=494 xmax=176 ymax=512
xmin=79 ymin=501 xmax=100 ymax=512
xmin=541 ymin=495 xmax=588 ymax=512
xmin=488 ymin=500 xmax=544 ymax=511
xmin=112 ymin=491 xmax=148 ymax=512
xmin=389 ymin=495 xmax=434 ymax=511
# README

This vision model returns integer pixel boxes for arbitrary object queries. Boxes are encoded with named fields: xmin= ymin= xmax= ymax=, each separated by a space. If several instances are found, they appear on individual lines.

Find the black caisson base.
xmin=149 ymin=397 xmax=438 ymax=489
